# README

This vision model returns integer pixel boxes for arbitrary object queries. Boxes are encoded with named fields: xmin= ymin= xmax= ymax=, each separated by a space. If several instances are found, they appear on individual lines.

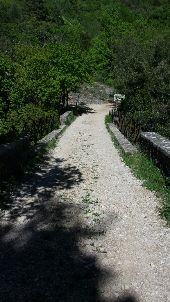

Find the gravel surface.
xmin=0 ymin=104 xmax=170 ymax=302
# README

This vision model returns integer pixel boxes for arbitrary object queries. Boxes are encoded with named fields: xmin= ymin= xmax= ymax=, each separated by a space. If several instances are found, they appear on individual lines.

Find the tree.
xmin=25 ymin=0 xmax=48 ymax=21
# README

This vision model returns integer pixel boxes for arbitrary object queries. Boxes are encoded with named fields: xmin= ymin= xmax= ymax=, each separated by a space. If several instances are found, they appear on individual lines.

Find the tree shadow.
xmin=0 ymin=155 xmax=83 ymax=212
xmin=0 ymin=144 xmax=138 ymax=302
xmin=69 ymin=103 xmax=96 ymax=115
xmin=0 ymin=193 xmax=138 ymax=302
xmin=21 ymin=157 xmax=83 ymax=197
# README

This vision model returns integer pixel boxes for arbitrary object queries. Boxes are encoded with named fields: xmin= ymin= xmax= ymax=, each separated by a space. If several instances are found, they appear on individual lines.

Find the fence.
xmin=140 ymin=132 xmax=170 ymax=178
xmin=109 ymin=110 xmax=141 ymax=143
xmin=0 ymin=111 xmax=73 ymax=180
xmin=22 ymin=115 xmax=58 ymax=143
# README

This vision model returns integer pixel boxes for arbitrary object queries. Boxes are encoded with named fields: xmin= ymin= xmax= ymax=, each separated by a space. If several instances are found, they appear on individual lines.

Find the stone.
xmin=107 ymin=123 xmax=138 ymax=154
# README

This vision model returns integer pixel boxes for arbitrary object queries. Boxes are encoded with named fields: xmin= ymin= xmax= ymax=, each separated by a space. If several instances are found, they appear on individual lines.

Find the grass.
xmin=45 ymin=138 xmax=57 ymax=150
xmin=105 ymin=115 xmax=170 ymax=225
xmin=65 ymin=111 xmax=76 ymax=126
xmin=105 ymin=114 xmax=112 ymax=124
xmin=82 ymin=193 xmax=98 ymax=205
xmin=82 ymin=192 xmax=100 ymax=221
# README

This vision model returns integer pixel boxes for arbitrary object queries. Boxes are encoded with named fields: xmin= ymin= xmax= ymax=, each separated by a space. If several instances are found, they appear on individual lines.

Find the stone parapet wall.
xmin=0 ymin=111 xmax=73 ymax=180
xmin=35 ymin=125 xmax=65 ymax=153
xmin=0 ymin=136 xmax=31 ymax=179
xmin=140 ymin=132 xmax=170 ymax=177
xmin=60 ymin=111 xmax=72 ymax=125
xmin=107 ymin=123 xmax=138 ymax=154
xmin=108 ymin=120 xmax=170 ymax=177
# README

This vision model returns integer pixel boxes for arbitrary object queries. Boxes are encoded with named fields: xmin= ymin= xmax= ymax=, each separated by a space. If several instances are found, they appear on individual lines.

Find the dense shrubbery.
xmin=0 ymin=104 xmax=59 ymax=143
xmin=0 ymin=0 xmax=170 ymax=142
xmin=110 ymin=36 xmax=170 ymax=137
xmin=0 ymin=53 xmax=14 ymax=119
xmin=0 ymin=1 xmax=90 ymax=143
xmin=89 ymin=0 xmax=170 ymax=138
xmin=0 ymin=44 xmax=86 ymax=143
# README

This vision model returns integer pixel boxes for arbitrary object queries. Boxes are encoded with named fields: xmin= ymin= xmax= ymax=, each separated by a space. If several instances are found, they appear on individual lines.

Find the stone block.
xmin=107 ymin=123 xmax=138 ymax=154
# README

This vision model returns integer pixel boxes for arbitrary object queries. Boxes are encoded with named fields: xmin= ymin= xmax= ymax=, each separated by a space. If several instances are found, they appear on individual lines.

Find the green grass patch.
xmin=65 ymin=112 xmax=76 ymax=126
xmin=45 ymin=138 xmax=57 ymax=150
xmin=105 ymin=114 xmax=112 ymax=124
xmin=105 ymin=115 xmax=170 ymax=225
xmin=124 ymin=153 xmax=170 ymax=223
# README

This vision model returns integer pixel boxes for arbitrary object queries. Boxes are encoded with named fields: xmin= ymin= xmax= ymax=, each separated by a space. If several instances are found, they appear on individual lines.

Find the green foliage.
xmin=0 ymin=41 xmax=87 ymax=142
xmin=112 ymin=36 xmax=170 ymax=137
xmin=0 ymin=53 xmax=14 ymax=118
xmin=10 ymin=45 xmax=61 ymax=110
xmin=0 ymin=0 xmax=170 ymax=142
xmin=105 ymin=114 xmax=112 ymax=124
xmin=0 ymin=0 xmax=23 ymax=23
xmin=0 ymin=1 xmax=90 ymax=143
xmin=89 ymin=0 xmax=170 ymax=138
xmin=65 ymin=112 xmax=76 ymax=126
xmin=0 ymin=104 xmax=59 ymax=143
xmin=25 ymin=0 xmax=48 ymax=21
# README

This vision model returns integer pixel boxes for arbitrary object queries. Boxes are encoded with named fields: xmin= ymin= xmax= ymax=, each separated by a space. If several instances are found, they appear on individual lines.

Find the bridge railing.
xmin=109 ymin=110 xmax=141 ymax=143
xmin=109 ymin=109 xmax=170 ymax=178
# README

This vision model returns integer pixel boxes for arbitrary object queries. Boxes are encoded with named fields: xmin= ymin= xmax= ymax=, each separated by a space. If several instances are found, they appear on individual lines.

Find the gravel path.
xmin=0 ymin=104 xmax=170 ymax=302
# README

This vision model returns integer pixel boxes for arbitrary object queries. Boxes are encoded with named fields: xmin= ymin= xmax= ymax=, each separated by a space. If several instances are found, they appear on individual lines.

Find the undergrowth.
xmin=105 ymin=114 xmax=112 ymax=124
xmin=65 ymin=112 xmax=76 ymax=126
xmin=105 ymin=115 xmax=170 ymax=225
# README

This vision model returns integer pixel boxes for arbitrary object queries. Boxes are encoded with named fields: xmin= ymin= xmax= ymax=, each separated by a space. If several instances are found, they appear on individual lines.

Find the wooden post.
xmin=112 ymin=109 xmax=114 ymax=123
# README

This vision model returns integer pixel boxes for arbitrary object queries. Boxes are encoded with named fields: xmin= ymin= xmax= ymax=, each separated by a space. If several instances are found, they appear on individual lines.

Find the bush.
xmin=0 ymin=53 xmax=14 ymax=118
xmin=0 ymin=104 xmax=59 ymax=144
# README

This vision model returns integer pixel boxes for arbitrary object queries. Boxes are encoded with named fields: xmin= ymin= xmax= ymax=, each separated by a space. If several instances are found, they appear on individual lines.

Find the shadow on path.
xmin=69 ymin=102 xmax=96 ymax=115
xmin=0 ymin=155 xmax=83 ymax=212
xmin=0 ymin=195 xmax=138 ymax=302
xmin=0 ymin=143 xmax=138 ymax=302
